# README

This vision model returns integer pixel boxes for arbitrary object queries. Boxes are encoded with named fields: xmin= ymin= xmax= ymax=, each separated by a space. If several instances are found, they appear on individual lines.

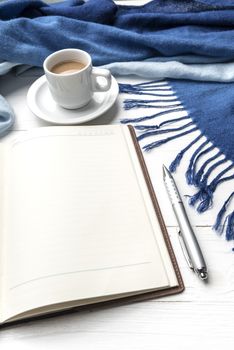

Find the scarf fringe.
xmin=213 ymin=192 xmax=234 ymax=239
xmin=121 ymin=107 xmax=185 ymax=124
xmin=137 ymin=121 xmax=194 ymax=141
xmin=119 ymin=79 xmax=234 ymax=245
xmin=119 ymin=80 xmax=172 ymax=94
xmin=142 ymin=127 xmax=199 ymax=151
xmin=123 ymin=100 xmax=181 ymax=110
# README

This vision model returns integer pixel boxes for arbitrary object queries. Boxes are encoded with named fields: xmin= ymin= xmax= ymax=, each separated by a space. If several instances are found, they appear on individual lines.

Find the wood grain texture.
xmin=0 ymin=66 xmax=234 ymax=349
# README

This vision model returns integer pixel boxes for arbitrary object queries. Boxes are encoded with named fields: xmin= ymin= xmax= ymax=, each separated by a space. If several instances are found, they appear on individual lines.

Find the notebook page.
xmin=1 ymin=126 xmax=172 ymax=322
xmin=122 ymin=127 xmax=178 ymax=287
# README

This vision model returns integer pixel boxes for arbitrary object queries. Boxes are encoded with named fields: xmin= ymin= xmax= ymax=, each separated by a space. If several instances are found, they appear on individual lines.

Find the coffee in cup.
xmin=50 ymin=60 xmax=86 ymax=75
xmin=43 ymin=49 xmax=111 ymax=109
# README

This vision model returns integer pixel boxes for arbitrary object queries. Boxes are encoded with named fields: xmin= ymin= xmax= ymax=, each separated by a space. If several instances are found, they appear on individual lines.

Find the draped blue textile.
xmin=102 ymin=61 xmax=234 ymax=82
xmin=118 ymin=77 xmax=234 ymax=241
xmin=0 ymin=96 xmax=15 ymax=137
xmin=0 ymin=0 xmax=234 ymax=66
xmin=170 ymin=80 xmax=234 ymax=164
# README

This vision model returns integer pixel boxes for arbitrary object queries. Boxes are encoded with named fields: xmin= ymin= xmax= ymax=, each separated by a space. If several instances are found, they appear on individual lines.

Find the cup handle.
xmin=91 ymin=68 xmax=112 ymax=92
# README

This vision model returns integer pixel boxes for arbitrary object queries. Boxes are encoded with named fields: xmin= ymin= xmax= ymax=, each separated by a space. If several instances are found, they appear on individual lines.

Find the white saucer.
xmin=27 ymin=75 xmax=119 ymax=125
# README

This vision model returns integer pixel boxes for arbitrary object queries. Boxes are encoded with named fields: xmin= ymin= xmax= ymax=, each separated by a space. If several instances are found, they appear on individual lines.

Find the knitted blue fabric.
xmin=1 ymin=0 xmax=234 ymax=66
xmin=119 ymin=78 xmax=234 ymax=242
xmin=170 ymin=80 xmax=234 ymax=164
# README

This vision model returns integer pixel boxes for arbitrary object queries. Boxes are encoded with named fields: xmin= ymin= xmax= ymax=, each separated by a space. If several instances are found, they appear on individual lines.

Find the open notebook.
xmin=0 ymin=125 xmax=183 ymax=326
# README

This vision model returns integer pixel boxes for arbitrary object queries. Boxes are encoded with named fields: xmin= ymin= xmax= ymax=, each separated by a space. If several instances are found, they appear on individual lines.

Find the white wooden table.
xmin=0 ymin=64 xmax=234 ymax=350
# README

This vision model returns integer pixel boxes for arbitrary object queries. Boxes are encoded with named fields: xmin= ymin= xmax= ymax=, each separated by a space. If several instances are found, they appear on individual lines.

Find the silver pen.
xmin=163 ymin=165 xmax=208 ymax=281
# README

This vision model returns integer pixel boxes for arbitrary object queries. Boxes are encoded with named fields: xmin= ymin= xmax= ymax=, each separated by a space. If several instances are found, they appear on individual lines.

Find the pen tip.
xmin=162 ymin=164 xmax=168 ymax=178
xmin=198 ymin=270 xmax=208 ymax=281
xmin=201 ymin=272 xmax=208 ymax=280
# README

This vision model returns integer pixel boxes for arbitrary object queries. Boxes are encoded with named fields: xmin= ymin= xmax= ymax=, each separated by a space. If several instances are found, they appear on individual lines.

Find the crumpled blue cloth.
xmin=1 ymin=0 xmax=234 ymax=66
xmin=102 ymin=61 xmax=234 ymax=82
xmin=0 ymin=96 xmax=15 ymax=136
xmin=0 ymin=62 xmax=20 ymax=75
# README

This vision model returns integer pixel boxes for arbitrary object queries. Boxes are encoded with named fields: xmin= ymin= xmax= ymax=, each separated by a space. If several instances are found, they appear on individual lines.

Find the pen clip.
xmin=178 ymin=230 xmax=194 ymax=270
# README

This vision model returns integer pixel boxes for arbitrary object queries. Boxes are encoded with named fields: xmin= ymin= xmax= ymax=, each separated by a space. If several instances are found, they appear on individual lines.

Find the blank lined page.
xmin=1 ymin=126 xmax=176 ymax=322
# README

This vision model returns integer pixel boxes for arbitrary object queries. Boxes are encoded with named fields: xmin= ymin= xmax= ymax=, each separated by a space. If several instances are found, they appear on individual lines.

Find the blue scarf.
xmin=0 ymin=0 xmax=234 ymax=242
xmin=119 ymin=78 xmax=234 ymax=242
xmin=1 ymin=0 xmax=234 ymax=66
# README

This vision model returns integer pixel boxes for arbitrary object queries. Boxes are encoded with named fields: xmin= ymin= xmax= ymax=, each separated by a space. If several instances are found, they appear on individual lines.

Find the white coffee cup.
xmin=43 ymin=48 xmax=112 ymax=109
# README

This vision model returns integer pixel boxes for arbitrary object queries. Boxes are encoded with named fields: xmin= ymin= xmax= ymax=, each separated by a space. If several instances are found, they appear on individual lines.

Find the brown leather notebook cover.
xmin=126 ymin=126 xmax=184 ymax=303
xmin=1 ymin=126 xmax=184 ymax=328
